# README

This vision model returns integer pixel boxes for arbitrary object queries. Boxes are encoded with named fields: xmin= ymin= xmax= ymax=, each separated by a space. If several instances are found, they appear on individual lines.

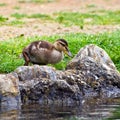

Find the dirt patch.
xmin=1 ymin=0 xmax=120 ymax=15
xmin=0 ymin=0 xmax=120 ymax=41
xmin=0 ymin=23 xmax=120 ymax=41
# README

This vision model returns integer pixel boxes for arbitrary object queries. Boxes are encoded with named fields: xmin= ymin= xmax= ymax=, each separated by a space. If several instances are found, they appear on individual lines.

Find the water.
xmin=0 ymin=98 xmax=120 ymax=120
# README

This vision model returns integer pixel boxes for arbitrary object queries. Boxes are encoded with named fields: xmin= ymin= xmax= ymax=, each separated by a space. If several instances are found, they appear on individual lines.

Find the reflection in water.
xmin=0 ymin=110 xmax=19 ymax=120
xmin=0 ymin=98 xmax=120 ymax=120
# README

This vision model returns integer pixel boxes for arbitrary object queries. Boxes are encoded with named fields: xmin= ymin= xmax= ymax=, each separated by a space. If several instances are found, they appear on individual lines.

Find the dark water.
xmin=0 ymin=98 xmax=120 ymax=120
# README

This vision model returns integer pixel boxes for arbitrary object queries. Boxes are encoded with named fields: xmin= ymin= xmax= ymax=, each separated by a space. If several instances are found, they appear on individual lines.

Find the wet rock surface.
xmin=0 ymin=73 xmax=20 ymax=109
xmin=0 ymin=73 xmax=19 ymax=96
xmin=0 ymin=44 xmax=120 ymax=105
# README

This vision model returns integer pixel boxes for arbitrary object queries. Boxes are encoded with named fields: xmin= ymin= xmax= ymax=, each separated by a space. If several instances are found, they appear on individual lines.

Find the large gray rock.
xmin=66 ymin=44 xmax=120 ymax=88
xmin=14 ymin=44 xmax=120 ymax=103
xmin=70 ymin=44 xmax=117 ymax=71
xmin=0 ymin=44 xmax=120 ymax=104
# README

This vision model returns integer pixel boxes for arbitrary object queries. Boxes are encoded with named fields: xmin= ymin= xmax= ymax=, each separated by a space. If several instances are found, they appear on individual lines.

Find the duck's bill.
xmin=67 ymin=51 xmax=72 ymax=57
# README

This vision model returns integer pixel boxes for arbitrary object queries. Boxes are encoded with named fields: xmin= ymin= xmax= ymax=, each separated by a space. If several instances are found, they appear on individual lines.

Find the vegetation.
xmin=54 ymin=10 xmax=120 ymax=28
xmin=0 ymin=18 xmax=25 ymax=26
xmin=13 ymin=6 xmax=21 ymax=10
xmin=0 ymin=30 xmax=120 ymax=73
xmin=105 ymin=106 xmax=120 ymax=120
xmin=18 ymin=0 xmax=55 ymax=3
xmin=0 ymin=3 xmax=7 ymax=7
xmin=0 ymin=15 xmax=8 ymax=22
xmin=11 ymin=13 xmax=27 ymax=19
xmin=9 ymin=20 xmax=25 ymax=26
xmin=0 ymin=13 xmax=52 ymax=26
xmin=86 ymin=4 xmax=97 ymax=8
xmin=1 ymin=9 xmax=120 ymax=27
xmin=0 ymin=4 xmax=120 ymax=73
xmin=64 ymin=116 xmax=79 ymax=120
xmin=28 ymin=13 xmax=52 ymax=20
xmin=0 ymin=16 xmax=8 ymax=26
xmin=11 ymin=13 xmax=52 ymax=20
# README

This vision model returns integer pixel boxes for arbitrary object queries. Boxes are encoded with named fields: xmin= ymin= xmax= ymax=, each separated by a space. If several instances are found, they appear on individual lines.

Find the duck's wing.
xmin=28 ymin=40 xmax=54 ymax=54
xmin=38 ymin=41 xmax=54 ymax=50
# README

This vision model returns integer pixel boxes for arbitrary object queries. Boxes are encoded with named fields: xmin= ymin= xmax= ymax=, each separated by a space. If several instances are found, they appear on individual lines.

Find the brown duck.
xmin=22 ymin=39 xmax=72 ymax=66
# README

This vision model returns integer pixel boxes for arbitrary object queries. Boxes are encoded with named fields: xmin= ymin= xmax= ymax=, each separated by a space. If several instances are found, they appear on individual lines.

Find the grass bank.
xmin=54 ymin=10 xmax=120 ymax=28
xmin=0 ymin=30 xmax=120 ymax=73
xmin=0 ymin=10 xmax=120 ymax=27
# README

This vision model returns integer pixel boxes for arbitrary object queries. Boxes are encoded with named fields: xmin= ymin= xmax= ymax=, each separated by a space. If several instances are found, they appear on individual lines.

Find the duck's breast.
xmin=48 ymin=49 xmax=64 ymax=64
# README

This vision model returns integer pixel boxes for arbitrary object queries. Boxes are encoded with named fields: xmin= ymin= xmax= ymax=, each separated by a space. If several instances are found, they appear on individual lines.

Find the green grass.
xmin=18 ymin=0 xmax=55 ymax=3
xmin=11 ymin=13 xmax=27 ymax=19
xmin=0 ymin=3 xmax=7 ymax=7
xmin=10 ymin=10 xmax=120 ymax=27
xmin=28 ymin=13 xmax=52 ymax=20
xmin=54 ymin=10 xmax=120 ymax=28
xmin=0 ymin=16 xmax=8 ymax=26
xmin=11 ymin=13 xmax=52 ymax=20
xmin=86 ymin=4 xmax=97 ymax=8
xmin=13 ymin=6 xmax=21 ymax=10
xmin=0 ymin=19 xmax=25 ymax=27
xmin=105 ymin=106 xmax=120 ymax=120
xmin=0 ymin=14 xmax=25 ymax=26
xmin=8 ymin=20 xmax=25 ymax=26
xmin=0 ymin=15 xmax=8 ymax=22
xmin=0 ymin=12 xmax=52 ymax=27
xmin=64 ymin=116 xmax=79 ymax=120
xmin=0 ymin=30 xmax=120 ymax=73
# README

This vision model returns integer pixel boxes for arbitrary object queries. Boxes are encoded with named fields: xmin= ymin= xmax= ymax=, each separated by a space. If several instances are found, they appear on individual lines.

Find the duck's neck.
xmin=53 ymin=42 xmax=62 ymax=52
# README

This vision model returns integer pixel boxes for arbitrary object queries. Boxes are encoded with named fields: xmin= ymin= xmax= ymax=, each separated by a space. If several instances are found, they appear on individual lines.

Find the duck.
xmin=22 ymin=39 xmax=72 ymax=66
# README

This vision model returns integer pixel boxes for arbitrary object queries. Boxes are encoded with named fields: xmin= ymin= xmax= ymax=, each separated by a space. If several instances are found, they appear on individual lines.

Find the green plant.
xmin=105 ymin=106 xmax=120 ymax=120
xmin=28 ymin=13 xmax=52 ymax=20
xmin=86 ymin=4 xmax=96 ymax=8
xmin=54 ymin=10 xmax=120 ymax=27
xmin=0 ymin=16 xmax=8 ymax=26
xmin=0 ymin=30 xmax=120 ymax=73
xmin=9 ymin=20 xmax=25 ymax=26
xmin=11 ymin=13 xmax=52 ymax=20
xmin=64 ymin=116 xmax=79 ymax=120
xmin=13 ymin=6 xmax=21 ymax=10
xmin=11 ymin=13 xmax=27 ymax=19
xmin=0 ymin=15 xmax=8 ymax=22
xmin=0 ymin=3 xmax=7 ymax=7
xmin=18 ymin=0 xmax=55 ymax=3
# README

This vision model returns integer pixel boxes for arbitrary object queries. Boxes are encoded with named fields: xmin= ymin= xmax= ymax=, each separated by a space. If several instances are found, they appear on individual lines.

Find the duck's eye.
xmin=65 ymin=47 xmax=69 ymax=51
xmin=59 ymin=42 xmax=66 ymax=47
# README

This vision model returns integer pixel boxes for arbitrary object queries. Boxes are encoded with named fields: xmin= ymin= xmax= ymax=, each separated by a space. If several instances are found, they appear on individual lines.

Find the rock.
xmin=15 ymin=44 xmax=120 ymax=103
xmin=0 ymin=44 xmax=120 ymax=104
xmin=15 ymin=65 xmax=80 ymax=102
xmin=15 ymin=65 xmax=58 ymax=81
xmin=70 ymin=44 xmax=117 ymax=71
xmin=0 ymin=73 xmax=20 ymax=109
xmin=0 ymin=73 xmax=19 ymax=96
xmin=66 ymin=44 xmax=120 ymax=88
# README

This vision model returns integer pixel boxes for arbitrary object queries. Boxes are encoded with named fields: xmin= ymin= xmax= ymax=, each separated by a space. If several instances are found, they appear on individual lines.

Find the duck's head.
xmin=53 ymin=39 xmax=72 ymax=57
